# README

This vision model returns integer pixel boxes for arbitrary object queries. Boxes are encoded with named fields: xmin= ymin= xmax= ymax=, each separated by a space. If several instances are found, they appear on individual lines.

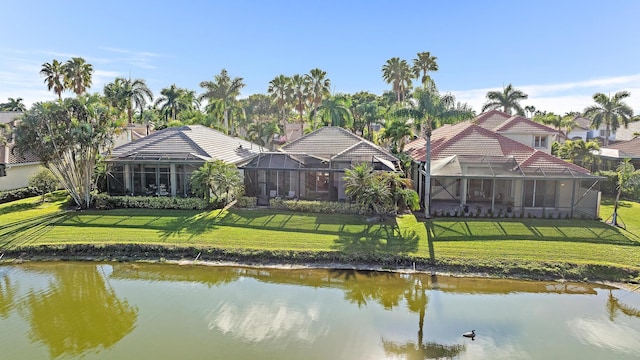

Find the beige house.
xmin=0 ymin=112 xmax=44 ymax=191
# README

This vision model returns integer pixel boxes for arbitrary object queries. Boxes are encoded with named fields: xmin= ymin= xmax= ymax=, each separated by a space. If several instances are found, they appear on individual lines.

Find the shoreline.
xmin=2 ymin=244 xmax=639 ymax=290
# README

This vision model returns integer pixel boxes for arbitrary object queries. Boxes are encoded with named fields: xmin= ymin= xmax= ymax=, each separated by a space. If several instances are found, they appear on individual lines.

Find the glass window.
xmin=534 ymin=136 xmax=548 ymax=148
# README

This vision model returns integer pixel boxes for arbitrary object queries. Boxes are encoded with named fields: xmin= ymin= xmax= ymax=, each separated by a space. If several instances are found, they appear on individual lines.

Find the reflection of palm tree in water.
xmin=0 ymin=274 xmax=18 ymax=319
xmin=607 ymin=290 xmax=640 ymax=321
xmin=383 ymin=276 xmax=466 ymax=359
xmin=18 ymin=264 xmax=138 ymax=358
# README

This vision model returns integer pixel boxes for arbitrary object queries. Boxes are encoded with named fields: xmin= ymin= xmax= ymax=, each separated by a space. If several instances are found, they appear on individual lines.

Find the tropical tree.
xmin=247 ymin=120 xmax=280 ymax=149
xmin=268 ymin=74 xmax=292 ymax=134
xmin=155 ymin=84 xmax=186 ymax=121
xmin=0 ymin=97 xmax=27 ymax=112
xmin=104 ymin=78 xmax=153 ymax=125
xmin=0 ymin=123 xmax=11 ymax=146
xmin=557 ymin=139 xmax=600 ymax=169
xmin=28 ymin=168 xmax=59 ymax=203
xmin=290 ymin=74 xmax=309 ymax=134
xmin=40 ymin=60 xmax=66 ymax=100
xmin=307 ymin=68 xmax=331 ymax=128
xmin=583 ymin=91 xmax=634 ymax=146
xmin=242 ymin=93 xmax=278 ymax=124
xmin=318 ymin=94 xmax=353 ymax=127
xmin=199 ymin=69 xmax=245 ymax=134
xmin=395 ymin=88 xmax=475 ymax=216
xmin=481 ymin=84 xmax=528 ymax=115
xmin=14 ymin=95 xmax=117 ymax=208
xmin=534 ymin=112 xmax=575 ymax=137
xmin=353 ymin=101 xmax=379 ymax=139
xmin=63 ymin=57 xmax=94 ymax=96
xmin=382 ymin=57 xmax=412 ymax=103
xmin=190 ymin=160 xmax=243 ymax=206
xmin=610 ymin=159 xmax=640 ymax=227
xmin=524 ymin=105 xmax=537 ymax=118
xmin=412 ymin=52 xmax=438 ymax=88
xmin=381 ymin=118 xmax=413 ymax=153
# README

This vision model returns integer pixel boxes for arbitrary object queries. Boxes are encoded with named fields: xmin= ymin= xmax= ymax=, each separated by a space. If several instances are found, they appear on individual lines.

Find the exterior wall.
xmin=0 ymin=163 xmax=43 ymax=191
xmin=565 ymin=129 xmax=589 ymax=141
xmin=502 ymin=133 xmax=552 ymax=153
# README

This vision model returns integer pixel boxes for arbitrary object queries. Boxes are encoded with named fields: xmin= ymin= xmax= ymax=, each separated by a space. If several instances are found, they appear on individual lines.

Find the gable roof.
xmin=107 ymin=125 xmax=264 ymax=164
xmin=281 ymin=126 xmax=397 ymax=162
xmin=598 ymin=138 xmax=640 ymax=159
xmin=0 ymin=112 xmax=21 ymax=125
xmin=404 ymin=121 xmax=591 ymax=176
xmin=493 ymin=115 xmax=558 ymax=134
xmin=473 ymin=110 xmax=511 ymax=130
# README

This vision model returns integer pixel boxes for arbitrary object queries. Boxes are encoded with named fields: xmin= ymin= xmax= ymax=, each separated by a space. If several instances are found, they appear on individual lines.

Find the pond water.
xmin=1 ymin=262 xmax=640 ymax=359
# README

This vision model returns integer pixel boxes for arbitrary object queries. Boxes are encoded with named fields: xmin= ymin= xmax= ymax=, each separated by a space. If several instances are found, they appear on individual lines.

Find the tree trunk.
xmin=612 ymin=188 xmax=621 ymax=226
xmin=424 ymin=127 xmax=432 ymax=218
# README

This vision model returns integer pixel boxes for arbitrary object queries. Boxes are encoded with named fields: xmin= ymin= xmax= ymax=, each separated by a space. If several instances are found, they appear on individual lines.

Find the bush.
xmin=235 ymin=196 xmax=257 ymax=208
xmin=0 ymin=187 xmax=42 ymax=204
xmin=93 ymin=194 xmax=209 ymax=210
xmin=269 ymin=198 xmax=369 ymax=215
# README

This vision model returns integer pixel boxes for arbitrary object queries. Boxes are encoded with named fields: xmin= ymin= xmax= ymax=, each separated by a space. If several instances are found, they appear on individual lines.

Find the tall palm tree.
xmin=318 ymin=94 xmax=353 ymax=128
xmin=583 ymin=91 xmax=634 ymax=146
xmin=524 ymin=105 xmax=536 ymax=118
xmin=104 ymin=78 xmax=154 ymax=124
xmin=382 ymin=57 xmax=412 ymax=103
xmin=536 ymin=113 xmax=575 ymax=138
xmin=0 ymin=97 xmax=27 ymax=112
xmin=199 ymin=69 xmax=245 ymax=134
xmin=412 ymin=52 xmax=438 ymax=88
xmin=268 ymin=75 xmax=293 ymax=136
xmin=307 ymin=68 xmax=331 ymax=128
xmin=40 ymin=60 xmax=66 ymax=100
xmin=290 ymin=74 xmax=309 ymax=134
xmin=154 ymin=84 xmax=184 ymax=121
xmin=481 ymin=84 xmax=528 ymax=115
xmin=396 ymin=88 xmax=475 ymax=216
xmin=63 ymin=57 xmax=94 ymax=96
xmin=353 ymin=101 xmax=379 ymax=140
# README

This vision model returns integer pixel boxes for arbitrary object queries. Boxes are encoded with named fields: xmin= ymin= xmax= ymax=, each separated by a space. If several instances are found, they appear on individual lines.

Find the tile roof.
xmin=573 ymin=116 xmax=593 ymax=130
xmin=107 ymin=125 xmax=264 ymax=164
xmin=404 ymin=121 xmax=591 ymax=175
xmin=599 ymin=138 xmax=640 ymax=158
xmin=281 ymin=126 xmax=397 ymax=162
xmin=493 ymin=115 xmax=558 ymax=134
xmin=1 ymin=144 xmax=41 ymax=165
xmin=473 ymin=110 xmax=511 ymax=130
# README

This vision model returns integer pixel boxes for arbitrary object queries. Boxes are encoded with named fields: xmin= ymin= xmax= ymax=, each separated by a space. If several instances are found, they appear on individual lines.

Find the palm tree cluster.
xmin=381 ymin=52 xmax=438 ymax=104
xmin=40 ymin=57 xmax=94 ymax=99
xmin=0 ymin=97 xmax=27 ymax=112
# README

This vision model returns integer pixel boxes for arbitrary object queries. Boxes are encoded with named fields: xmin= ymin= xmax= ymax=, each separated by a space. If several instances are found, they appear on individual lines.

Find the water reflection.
xmin=607 ymin=290 xmax=640 ymax=320
xmin=0 ymin=273 xmax=17 ymax=318
xmin=17 ymin=263 xmax=138 ymax=358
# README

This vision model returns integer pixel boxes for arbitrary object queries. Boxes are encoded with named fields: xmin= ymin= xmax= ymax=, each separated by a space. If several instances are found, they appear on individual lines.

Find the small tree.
xmin=610 ymin=159 xmax=640 ymax=227
xmin=190 ymin=160 xmax=243 ymax=206
xmin=28 ymin=168 xmax=59 ymax=203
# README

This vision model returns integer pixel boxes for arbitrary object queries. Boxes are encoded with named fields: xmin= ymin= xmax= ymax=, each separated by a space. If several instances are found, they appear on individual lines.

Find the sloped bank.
xmin=1 ymin=244 xmax=639 ymax=284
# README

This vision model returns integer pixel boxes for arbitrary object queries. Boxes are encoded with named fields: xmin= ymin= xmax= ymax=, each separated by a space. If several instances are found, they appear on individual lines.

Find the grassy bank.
xmin=1 ymin=193 xmax=639 ymax=282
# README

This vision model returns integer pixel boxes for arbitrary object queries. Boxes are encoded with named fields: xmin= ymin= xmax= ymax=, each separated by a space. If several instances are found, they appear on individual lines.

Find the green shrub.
xmin=0 ymin=187 xmax=42 ymax=204
xmin=269 ymin=198 xmax=369 ymax=215
xmin=93 ymin=194 xmax=209 ymax=210
xmin=235 ymin=196 xmax=257 ymax=208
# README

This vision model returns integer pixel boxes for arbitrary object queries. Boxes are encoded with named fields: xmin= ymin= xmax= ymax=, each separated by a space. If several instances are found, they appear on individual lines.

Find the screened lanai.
xmin=414 ymin=155 xmax=602 ymax=218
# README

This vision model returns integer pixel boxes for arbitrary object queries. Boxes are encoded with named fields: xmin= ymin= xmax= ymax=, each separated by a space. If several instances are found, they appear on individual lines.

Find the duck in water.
xmin=462 ymin=330 xmax=476 ymax=340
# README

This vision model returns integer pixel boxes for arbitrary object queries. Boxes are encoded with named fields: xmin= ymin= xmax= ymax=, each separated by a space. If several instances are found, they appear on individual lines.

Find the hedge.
xmin=0 ymin=187 xmax=42 ymax=204
xmin=94 ymin=194 xmax=209 ymax=210
xmin=268 ymin=198 xmax=370 ymax=215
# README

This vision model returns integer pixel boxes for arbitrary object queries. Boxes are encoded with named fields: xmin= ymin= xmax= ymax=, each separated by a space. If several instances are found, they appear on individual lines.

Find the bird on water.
xmin=462 ymin=330 xmax=476 ymax=340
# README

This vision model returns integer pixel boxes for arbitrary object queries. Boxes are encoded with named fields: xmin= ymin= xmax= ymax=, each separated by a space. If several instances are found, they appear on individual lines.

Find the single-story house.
xmin=404 ymin=111 xmax=602 ymax=218
xmin=0 ymin=111 xmax=45 ymax=191
xmin=594 ymin=138 xmax=640 ymax=171
xmin=240 ymin=126 xmax=400 ymax=205
xmin=105 ymin=125 xmax=264 ymax=197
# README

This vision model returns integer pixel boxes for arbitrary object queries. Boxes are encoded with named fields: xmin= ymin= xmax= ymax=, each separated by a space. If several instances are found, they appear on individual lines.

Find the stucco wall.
xmin=0 ymin=163 xmax=43 ymax=191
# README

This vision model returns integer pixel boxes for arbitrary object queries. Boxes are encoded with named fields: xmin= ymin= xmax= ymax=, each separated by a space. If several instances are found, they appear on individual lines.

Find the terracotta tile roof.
xmin=404 ymin=121 xmax=591 ymax=175
xmin=573 ymin=116 xmax=593 ymax=130
xmin=108 ymin=125 xmax=264 ymax=164
xmin=1 ymin=144 xmax=41 ymax=164
xmin=473 ymin=110 xmax=511 ymax=130
xmin=493 ymin=115 xmax=558 ymax=134
xmin=281 ymin=126 xmax=397 ymax=162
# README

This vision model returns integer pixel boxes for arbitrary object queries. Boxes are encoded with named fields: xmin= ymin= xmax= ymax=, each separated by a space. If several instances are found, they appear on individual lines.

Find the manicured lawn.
xmin=1 ymin=193 xmax=639 ymax=280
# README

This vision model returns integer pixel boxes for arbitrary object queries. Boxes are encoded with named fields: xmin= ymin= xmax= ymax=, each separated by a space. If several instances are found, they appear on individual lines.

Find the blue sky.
xmin=2 ymin=0 xmax=639 ymax=114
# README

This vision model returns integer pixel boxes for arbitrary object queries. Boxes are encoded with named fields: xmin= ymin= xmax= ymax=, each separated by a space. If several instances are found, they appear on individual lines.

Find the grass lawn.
xmin=1 ymin=193 xmax=639 ymax=281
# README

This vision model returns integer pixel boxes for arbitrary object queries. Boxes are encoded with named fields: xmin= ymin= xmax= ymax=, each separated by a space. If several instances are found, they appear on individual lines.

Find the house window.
xmin=599 ymin=130 xmax=606 ymax=137
xmin=534 ymin=136 xmax=548 ymax=148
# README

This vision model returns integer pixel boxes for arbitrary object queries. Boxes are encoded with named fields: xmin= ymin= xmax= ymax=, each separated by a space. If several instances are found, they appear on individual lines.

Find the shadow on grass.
xmin=0 ymin=212 xmax=71 ymax=249
xmin=0 ymin=202 xmax=42 ymax=215
xmin=425 ymin=219 xmax=638 ymax=246
xmin=332 ymin=221 xmax=420 ymax=255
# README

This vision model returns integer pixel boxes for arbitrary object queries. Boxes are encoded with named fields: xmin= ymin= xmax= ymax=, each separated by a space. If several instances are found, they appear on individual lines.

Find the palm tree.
xmin=524 ymin=105 xmax=537 ymax=118
xmin=63 ymin=57 xmax=93 ymax=96
xmin=190 ymin=160 xmax=243 ymax=205
xmin=247 ymin=120 xmax=280 ymax=149
xmin=268 ymin=75 xmax=293 ymax=135
xmin=199 ymin=69 xmax=245 ymax=134
xmin=318 ymin=94 xmax=353 ymax=127
xmin=307 ymin=68 xmax=331 ymax=128
xmin=610 ymin=159 xmax=640 ymax=227
xmin=536 ymin=113 xmax=575 ymax=138
xmin=395 ymin=88 xmax=475 ymax=216
xmin=0 ymin=97 xmax=27 ymax=112
xmin=584 ymin=91 xmax=634 ymax=146
xmin=481 ymin=84 xmax=528 ymax=115
xmin=353 ymin=101 xmax=379 ymax=140
xmin=412 ymin=52 xmax=438 ymax=88
xmin=382 ymin=57 xmax=412 ymax=103
xmin=558 ymin=139 xmax=600 ymax=170
xmin=290 ymin=74 xmax=309 ymax=134
xmin=154 ymin=84 xmax=184 ymax=121
xmin=40 ymin=60 xmax=66 ymax=100
xmin=381 ymin=118 xmax=413 ymax=153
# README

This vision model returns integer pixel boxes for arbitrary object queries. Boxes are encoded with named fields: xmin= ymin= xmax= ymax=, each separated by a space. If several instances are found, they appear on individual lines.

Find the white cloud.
xmin=451 ymin=75 xmax=640 ymax=115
